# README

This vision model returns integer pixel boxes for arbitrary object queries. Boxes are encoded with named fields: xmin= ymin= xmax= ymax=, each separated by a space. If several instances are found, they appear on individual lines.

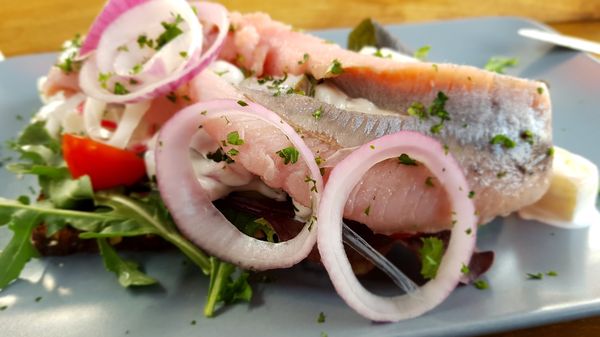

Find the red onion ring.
xmin=155 ymin=100 xmax=323 ymax=270
xmin=79 ymin=1 xmax=228 ymax=103
xmin=317 ymin=131 xmax=477 ymax=321
xmin=79 ymin=0 xmax=148 ymax=58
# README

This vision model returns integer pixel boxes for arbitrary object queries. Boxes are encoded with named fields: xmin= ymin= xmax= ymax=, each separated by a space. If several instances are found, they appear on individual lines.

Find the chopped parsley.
xmin=546 ymin=271 xmax=558 ymax=277
xmin=547 ymin=147 xmax=555 ymax=157
xmin=298 ymin=53 xmax=309 ymax=65
xmin=312 ymin=106 xmax=323 ymax=120
xmin=496 ymin=171 xmax=507 ymax=178
xmin=98 ymin=72 xmax=111 ymax=89
xmin=466 ymin=228 xmax=472 ymax=235
xmin=468 ymin=191 xmax=475 ymax=199
xmin=407 ymin=102 xmax=427 ymax=120
xmin=156 ymin=14 xmax=184 ymax=50
xmin=237 ymin=100 xmax=248 ymax=107
xmin=414 ymin=45 xmax=431 ymax=61
xmin=461 ymin=263 xmax=470 ymax=275
xmin=179 ymin=51 xmax=188 ymax=58
xmin=226 ymin=131 xmax=244 ymax=145
xmin=425 ymin=176 xmax=435 ymax=187
xmin=520 ymin=130 xmax=534 ymax=145
xmin=113 ymin=82 xmax=129 ymax=95
xmin=131 ymin=63 xmax=142 ymax=75
xmin=473 ymin=279 xmax=488 ymax=290
xmin=527 ymin=272 xmax=543 ymax=280
xmin=484 ymin=57 xmax=518 ymax=74
xmin=398 ymin=153 xmax=418 ymax=166
xmin=537 ymin=87 xmax=544 ymax=94
xmin=116 ymin=45 xmax=129 ymax=52
xmin=137 ymin=35 xmax=154 ymax=49
xmin=304 ymin=176 xmax=318 ymax=192
xmin=490 ymin=134 xmax=516 ymax=149
xmin=276 ymin=146 xmax=300 ymax=165
xmin=363 ymin=205 xmax=371 ymax=216
xmin=214 ymin=70 xmax=229 ymax=76
xmin=0 ymin=305 xmax=7 ymax=311
xmin=317 ymin=311 xmax=326 ymax=323
xmin=429 ymin=91 xmax=450 ymax=134
xmin=56 ymin=52 xmax=79 ymax=74
xmin=327 ymin=59 xmax=344 ymax=75
xmin=35 ymin=296 xmax=42 ymax=302
xmin=227 ymin=149 xmax=240 ymax=157
xmin=419 ymin=237 xmax=444 ymax=279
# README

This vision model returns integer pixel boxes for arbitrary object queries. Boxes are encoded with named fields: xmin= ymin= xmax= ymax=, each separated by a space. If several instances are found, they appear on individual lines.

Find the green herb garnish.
xmin=473 ymin=279 xmax=488 ymax=290
xmin=317 ymin=311 xmax=326 ymax=323
xmin=156 ymin=14 xmax=184 ymax=50
xmin=490 ymin=134 xmax=516 ymax=149
xmin=407 ymin=102 xmax=427 ymax=120
xmin=419 ymin=237 xmax=444 ymax=279
xmin=327 ymin=59 xmax=344 ymax=75
xmin=226 ymin=131 xmax=244 ymax=146
xmin=520 ymin=130 xmax=534 ymax=145
xmin=484 ymin=57 xmax=518 ymax=74
xmin=312 ymin=106 xmax=323 ymax=120
xmin=276 ymin=146 xmax=300 ymax=165
xmin=527 ymin=272 xmax=544 ymax=280
xmin=398 ymin=153 xmax=418 ymax=166
xmin=298 ymin=53 xmax=309 ymax=65
xmin=113 ymin=82 xmax=129 ymax=95
xmin=414 ymin=45 xmax=431 ymax=61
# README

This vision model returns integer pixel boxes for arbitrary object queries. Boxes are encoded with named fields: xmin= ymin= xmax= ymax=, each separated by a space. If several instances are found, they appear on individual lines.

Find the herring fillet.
xmin=199 ymin=13 xmax=552 ymax=234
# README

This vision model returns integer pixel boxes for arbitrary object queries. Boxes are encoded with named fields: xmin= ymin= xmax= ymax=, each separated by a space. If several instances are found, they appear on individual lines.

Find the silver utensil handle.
xmin=342 ymin=222 xmax=420 ymax=295
xmin=518 ymin=28 xmax=600 ymax=55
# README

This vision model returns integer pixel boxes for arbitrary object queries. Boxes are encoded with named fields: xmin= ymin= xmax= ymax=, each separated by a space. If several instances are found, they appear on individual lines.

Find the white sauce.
xmin=209 ymin=60 xmax=245 ymax=85
xmin=314 ymin=83 xmax=397 ymax=116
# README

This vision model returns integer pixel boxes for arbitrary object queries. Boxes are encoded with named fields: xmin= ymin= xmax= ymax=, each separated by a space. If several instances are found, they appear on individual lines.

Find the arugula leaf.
xmin=347 ymin=18 xmax=377 ymax=51
xmin=47 ymin=175 xmax=94 ymax=209
xmin=97 ymin=238 xmax=157 ymax=287
xmin=419 ymin=237 xmax=444 ymax=279
xmin=0 ymin=191 xmax=211 ymax=280
xmin=0 ymin=210 xmax=40 ymax=289
xmin=204 ymin=257 xmax=252 ymax=317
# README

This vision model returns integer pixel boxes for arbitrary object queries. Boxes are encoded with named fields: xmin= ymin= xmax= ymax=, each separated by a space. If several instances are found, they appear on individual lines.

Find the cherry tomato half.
xmin=62 ymin=134 xmax=147 ymax=190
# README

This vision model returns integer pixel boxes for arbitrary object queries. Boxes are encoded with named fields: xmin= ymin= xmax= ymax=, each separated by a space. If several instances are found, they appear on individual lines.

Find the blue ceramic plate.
xmin=0 ymin=17 xmax=599 ymax=337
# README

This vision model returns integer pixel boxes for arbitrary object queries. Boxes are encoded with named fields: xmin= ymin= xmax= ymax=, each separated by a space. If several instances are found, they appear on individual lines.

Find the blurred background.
xmin=0 ymin=0 xmax=598 ymax=56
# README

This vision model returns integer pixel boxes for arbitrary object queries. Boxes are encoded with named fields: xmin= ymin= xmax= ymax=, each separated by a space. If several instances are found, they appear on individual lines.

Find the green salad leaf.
xmin=97 ymin=238 xmax=157 ymax=287
xmin=347 ymin=18 xmax=377 ymax=51
xmin=0 ymin=210 xmax=40 ymax=289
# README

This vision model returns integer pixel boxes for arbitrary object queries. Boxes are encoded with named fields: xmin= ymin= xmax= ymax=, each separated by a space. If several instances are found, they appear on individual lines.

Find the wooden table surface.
xmin=1 ymin=1 xmax=599 ymax=336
